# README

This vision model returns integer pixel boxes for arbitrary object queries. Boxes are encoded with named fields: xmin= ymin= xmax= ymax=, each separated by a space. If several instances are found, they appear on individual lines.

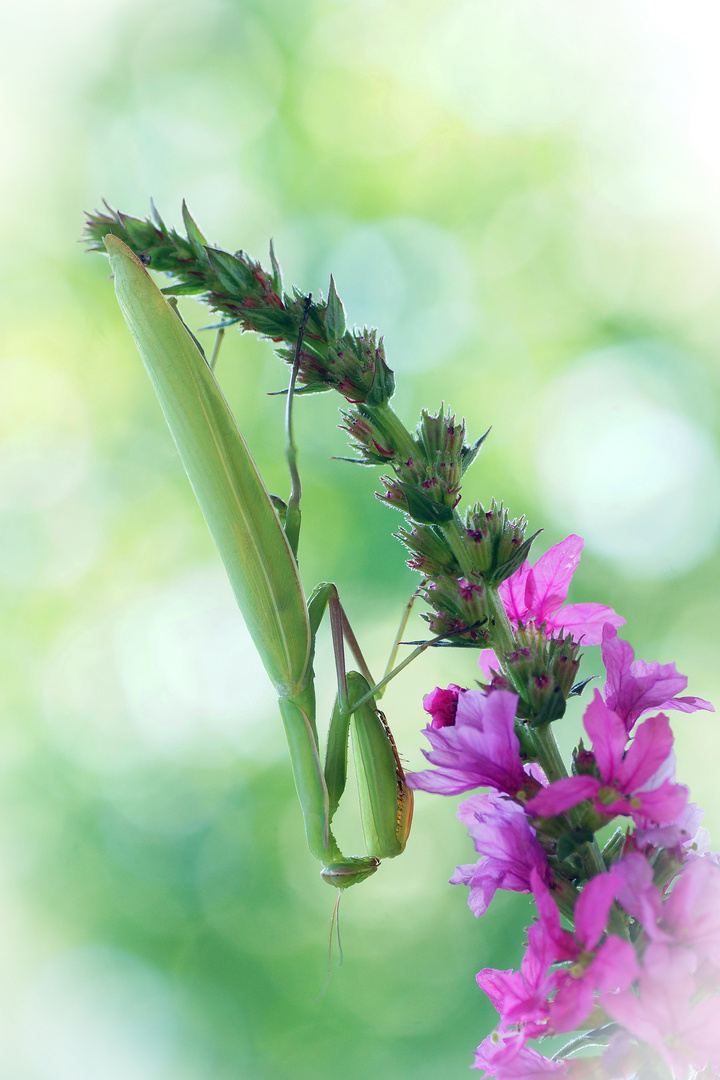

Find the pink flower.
xmin=478 ymin=535 xmax=625 ymax=677
xmin=499 ymin=535 xmax=624 ymax=645
xmin=451 ymin=792 xmax=550 ymax=916
xmin=603 ymin=943 xmax=720 ymax=1076
xmin=610 ymin=852 xmax=667 ymax=943
xmin=472 ymin=1030 xmax=567 ymax=1077
xmin=422 ymin=684 xmax=465 ymax=728
xmin=633 ymin=800 xmax=709 ymax=856
xmin=525 ymin=691 xmax=688 ymax=829
xmin=611 ymin=853 xmax=720 ymax=959
xmin=477 ymin=916 xmax=557 ymax=1039
xmin=478 ymin=868 xmax=639 ymax=1041
xmin=531 ymin=869 xmax=640 ymax=1034
xmin=601 ymin=624 xmax=713 ymax=733
xmin=405 ymin=689 xmax=528 ymax=797
xmin=661 ymin=858 xmax=720 ymax=971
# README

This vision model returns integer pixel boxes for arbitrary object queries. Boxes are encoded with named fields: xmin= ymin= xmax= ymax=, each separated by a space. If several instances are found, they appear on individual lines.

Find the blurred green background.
xmin=3 ymin=0 xmax=720 ymax=1076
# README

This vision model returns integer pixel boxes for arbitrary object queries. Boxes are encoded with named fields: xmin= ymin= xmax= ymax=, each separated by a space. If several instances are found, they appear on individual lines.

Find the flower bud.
xmin=505 ymin=624 xmax=582 ymax=725
xmin=572 ymin=740 xmax=597 ymax=777
xmin=396 ymin=525 xmax=462 ymax=578
xmin=341 ymin=409 xmax=397 ymax=465
xmin=276 ymin=310 xmax=397 ymax=404
xmin=421 ymin=577 xmax=491 ymax=645
xmin=394 ymin=407 xmax=465 ymax=512
xmin=423 ymin=684 xmax=465 ymax=728
xmin=416 ymin=407 xmax=466 ymax=460
xmin=462 ymin=500 xmax=539 ymax=586
xmin=600 ymin=827 xmax=626 ymax=866
xmin=318 ymin=329 xmax=396 ymax=405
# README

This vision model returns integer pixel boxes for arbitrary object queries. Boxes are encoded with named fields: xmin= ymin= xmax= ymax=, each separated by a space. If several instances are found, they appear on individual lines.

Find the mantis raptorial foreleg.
xmin=304 ymin=582 xmax=414 ymax=880
xmin=103 ymin=234 xmax=414 ymax=890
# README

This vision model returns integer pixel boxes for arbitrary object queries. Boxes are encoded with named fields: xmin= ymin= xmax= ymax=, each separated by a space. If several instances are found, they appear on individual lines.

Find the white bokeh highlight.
xmin=21 ymin=946 xmax=177 ymax=1080
xmin=535 ymin=348 xmax=720 ymax=578
xmin=42 ymin=566 xmax=281 ymax=772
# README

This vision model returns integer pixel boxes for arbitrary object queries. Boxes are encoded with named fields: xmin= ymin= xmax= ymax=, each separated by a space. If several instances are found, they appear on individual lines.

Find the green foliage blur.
xmin=3 ymin=0 xmax=720 ymax=1075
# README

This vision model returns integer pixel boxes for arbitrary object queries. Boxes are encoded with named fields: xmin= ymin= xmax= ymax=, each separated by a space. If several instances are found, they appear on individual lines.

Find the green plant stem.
xmin=441 ymin=516 xmax=476 ymax=581
xmin=369 ymin=402 xmax=417 ymax=462
xmin=607 ymin=901 xmax=630 ymax=941
xmin=530 ymin=719 xmax=569 ymax=783
xmin=483 ymin=584 xmax=517 ymax=660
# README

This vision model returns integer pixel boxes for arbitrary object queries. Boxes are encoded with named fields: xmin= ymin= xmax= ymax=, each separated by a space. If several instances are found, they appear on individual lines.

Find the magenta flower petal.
xmin=575 ymin=868 xmax=623 ymax=950
xmin=547 ymin=602 xmax=624 ymax=645
xmin=476 ymin=949 xmax=551 ymax=1030
xmin=572 ymin=692 xmax=688 ymax=826
xmin=551 ymin=935 xmax=639 ymax=1034
xmin=525 ymin=775 xmax=599 ymax=818
xmin=602 ymin=944 xmax=719 ymax=1077
xmin=475 ymin=966 xmax=515 ymax=1017
xmin=588 ymin=934 xmax=640 ymax=993
xmin=498 ymin=560 xmax=532 ymax=622
xmin=548 ymin=977 xmax=595 ymax=1034
xmin=530 ymin=869 xmax=576 ymax=961
xmin=478 ymin=909 xmax=560 ymax=1031
xmin=406 ymin=689 xmax=526 ymax=796
xmin=662 ymin=858 xmax=720 ymax=965
xmin=635 ymin=780 xmax=689 ymax=827
xmin=423 ymin=684 xmax=464 ymax=729
xmin=617 ymin=713 xmax=675 ymax=792
xmin=472 ymin=1031 xmax=567 ymax=1077
xmin=634 ymin=800 xmax=706 ymax=854
xmin=478 ymin=648 xmax=499 ymax=679
xmin=582 ymin=691 xmax=626 ymax=782
xmin=602 ymin=624 xmax=714 ymax=731
xmin=667 ymin=694 xmax=714 ymax=713
xmin=450 ymin=862 xmax=502 ymax=917
xmin=524 ymin=534 xmax=583 ymax=621
xmin=611 ymin=852 xmax=666 ymax=940
xmin=542 ymin=868 xmax=641 ymax=1035
xmin=452 ymin=793 xmax=549 ymax=915
xmin=498 ymin=537 xmax=624 ymax=647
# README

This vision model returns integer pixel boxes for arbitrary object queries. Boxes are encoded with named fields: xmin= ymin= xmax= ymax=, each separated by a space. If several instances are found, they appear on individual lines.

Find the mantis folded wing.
xmin=103 ymin=235 xmax=412 ymax=889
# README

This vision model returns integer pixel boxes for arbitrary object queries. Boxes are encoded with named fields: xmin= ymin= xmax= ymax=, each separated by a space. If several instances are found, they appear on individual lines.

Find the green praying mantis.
xmin=103 ymin=235 xmax=414 ymax=890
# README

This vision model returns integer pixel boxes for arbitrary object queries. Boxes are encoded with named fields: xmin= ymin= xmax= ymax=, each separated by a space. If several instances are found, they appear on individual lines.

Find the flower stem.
xmin=441 ymin=516 xmax=477 ymax=582
xmin=530 ymin=720 xmax=569 ymax=783
xmin=368 ymin=402 xmax=417 ymax=462
xmin=483 ymin=585 xmax=517 ymax=660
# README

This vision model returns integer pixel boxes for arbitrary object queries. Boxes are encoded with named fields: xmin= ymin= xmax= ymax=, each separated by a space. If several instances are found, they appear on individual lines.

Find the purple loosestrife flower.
xmin=531 ymin=868 xmax=640 ymax=1034
xmin=498 ymin=535 xmax=624 ymax=644
xmin=660 ymin=858 xmax=720 ymax=973
xmin=633 ymin=800 xmax=710 ymax=857
xmin=473 ymin=1029 xmax=568 ymax=1077
xmin=603 ymin=944 xmax=720 ymax=1077
xmin=450 ymin=792 xmax=551 ymax=916
xmin=422 ymin=683 xmax=465 ymax=729
xmin=525 ymin=690 xmax=688 ymax=829
xmin=601 ymin=624 xmax=713 ymax=733
xmin=477 ymin=868 xmax=638 ymax=1061
xmin=478 ymin=535 xmax=624 ymax=676
xmin=610 ymin=852 xmax=667 ymax=943
xmin=585 ymin=853 xmax=720 ymax=1072
xmin=477 ymin=892 xmax=560 ymax=1039
xmin=405 ymin=689 xmax=530 ymax=797
xmin=608 ymin=853 xmax=720 ymax=953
